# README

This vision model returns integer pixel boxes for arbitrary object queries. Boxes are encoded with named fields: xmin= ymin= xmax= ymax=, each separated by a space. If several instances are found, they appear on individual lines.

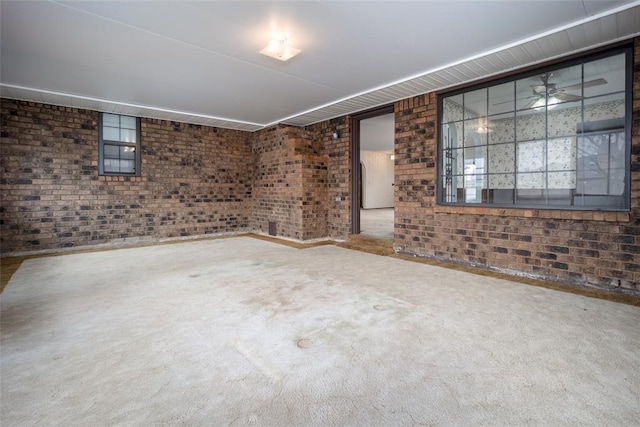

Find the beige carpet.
xmin=2 ymin=237 xmax=639 ymax=425
xmin=360 ymin=208 xmax=393 ymax=239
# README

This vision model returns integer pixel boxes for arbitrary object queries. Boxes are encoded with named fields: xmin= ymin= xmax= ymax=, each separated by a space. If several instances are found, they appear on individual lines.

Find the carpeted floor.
xmin=360 ymin=208 xmax=393 ymax=239
xmin=1 ymin=236 xmax=639 ymax=425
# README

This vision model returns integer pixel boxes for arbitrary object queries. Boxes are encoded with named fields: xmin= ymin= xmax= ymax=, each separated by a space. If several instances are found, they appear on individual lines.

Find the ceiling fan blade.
xmin=558 ymin=78 xmax=607 ymax=92
xmin=493 ymin=95 xmax=536 ymax=106
xmin=554 ymin=92 xmax=582 ymax=102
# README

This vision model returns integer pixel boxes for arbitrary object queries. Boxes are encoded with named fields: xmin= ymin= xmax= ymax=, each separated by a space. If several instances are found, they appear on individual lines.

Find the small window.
xmin=99 ymin=113 xmax=141 ymax=176
xmin=438 ymin=46 xmax=631 ymax=211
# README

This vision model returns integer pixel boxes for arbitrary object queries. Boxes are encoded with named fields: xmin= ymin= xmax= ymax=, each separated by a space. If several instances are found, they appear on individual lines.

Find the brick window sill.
xmin=433 ymin=205 xmax=630 ymax=222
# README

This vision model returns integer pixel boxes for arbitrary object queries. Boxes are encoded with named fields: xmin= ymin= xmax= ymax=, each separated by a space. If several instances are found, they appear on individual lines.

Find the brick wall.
xmin=309 ymin=117 xmax=351 ymax=240
xmin=0 ymin=100 xmax=252 ymax=254
xmin=393 ymin=39 xmax=640 ymax=292
xmin=252 ymin=125 xmax=329 ymax=240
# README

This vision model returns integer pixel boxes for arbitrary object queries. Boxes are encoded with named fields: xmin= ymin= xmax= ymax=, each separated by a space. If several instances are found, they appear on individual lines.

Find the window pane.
xmin=464 ymin=120 xmax=486 ymax=147
xmin=583 ymin=95 xmax=625 ymax=127
xmin=120 ymin=129 xmax=137 ymax=143
xmin=486 ymin=187 xmax=515 ymax=204
xmin=103 ymin=126 xmax=120 ymax=141
xmin=464 ymin=88 xmax=487 ymax=119
xmin=120 ymin=146 xmax=136 ymax=160
xmin=583 ymin=53 xmax=625 ymax=98
xmin=102 ymin=113 xmax=119 ymax=127
xmin=488 ymin=143 xmax=515 ymax=173
xmin=550 ymin=64 xmax=582 ymax=109
xmin=548 ymin=171 xmax=576 ymax=190
xmin=489 ymin=174 xmax=515 ymax=190
xmin=577 ymin=133 xmax=607 ymax=194
xmin=547 ymin=98 xmax=582 ymax=137
xmin=120 ymin=160 xmax=135 ymax=174
xmin=103 ymin=159 xmax=120 ymax=173
xmin=489 ymin=82 xmax=514 ymax=116
xmin=517 ymin=172 xmax=545 ymax=189
xmin=547 ymin=138 xmax=575 ymax=171
xmin=463 ymin=145 xmax=486 ymax=204
xmin=103 ymin=144 xmax=119 ymax=158
xmin=443 ymin=147 xmax=462 ymax=180
xmin=488 ymin=112 xmax=514 ymax=144
xmin=120 ymin=115 xmax=137 ymax=129
xmin=443 ymin=174 xmax=464 ymax=203
xmin=442 ymin=122 xmax=463 ymax=149
xmin=516 ymin=75 xmax=539 ymax=112
xmin=516 ymin=109 xmax=545 ymax=141
xmin=443 ymin=95 xmax=463 ymax=123
xmin=517 ymin=140 xmax=545 ymax=172
xmin=609 ymin=132 xmax=626 ymax=195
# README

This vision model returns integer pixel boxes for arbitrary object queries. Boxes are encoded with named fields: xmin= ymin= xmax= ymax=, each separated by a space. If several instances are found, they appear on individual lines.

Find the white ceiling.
xmin=1 ymin=1 xmax=639 ymax=132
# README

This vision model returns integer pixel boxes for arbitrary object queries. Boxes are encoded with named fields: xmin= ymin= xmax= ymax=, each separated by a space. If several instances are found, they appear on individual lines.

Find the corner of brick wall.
xmin=251 ymin=125 xmax=329 ymax=241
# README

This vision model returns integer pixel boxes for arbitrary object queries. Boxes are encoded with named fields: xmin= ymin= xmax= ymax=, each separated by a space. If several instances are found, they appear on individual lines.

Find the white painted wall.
xmin=361 ymin=150 xmax=394 ymax=209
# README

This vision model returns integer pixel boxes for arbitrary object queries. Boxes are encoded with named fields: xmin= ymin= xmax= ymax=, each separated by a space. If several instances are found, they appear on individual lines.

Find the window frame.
xmin=436 ymin=44 xmax=633 ymax=211
xmin=98 ymin=113 xmax=142 ymax=177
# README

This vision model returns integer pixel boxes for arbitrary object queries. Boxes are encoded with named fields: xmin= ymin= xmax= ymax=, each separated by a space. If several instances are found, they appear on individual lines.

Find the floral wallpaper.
xmin=443 ymin=99 xmax=624 ymax=190
xmin=443 ymin=99 xmax=481 ymax=124
xmin=489 ymin=100 xmax=625 ymax=143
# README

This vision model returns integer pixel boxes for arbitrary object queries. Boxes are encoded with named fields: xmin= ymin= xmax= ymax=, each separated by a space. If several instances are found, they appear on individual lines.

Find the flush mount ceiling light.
xmin=259 ymin=35 xmax=300 ymax=61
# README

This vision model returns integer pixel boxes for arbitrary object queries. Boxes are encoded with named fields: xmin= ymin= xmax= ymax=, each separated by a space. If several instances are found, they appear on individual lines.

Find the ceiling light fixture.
xmin=260 ymin=35 xmax=300 ymax=61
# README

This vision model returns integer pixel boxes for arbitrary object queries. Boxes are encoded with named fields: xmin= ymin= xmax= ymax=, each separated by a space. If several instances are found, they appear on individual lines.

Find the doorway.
xmin=350 ymin=105 xmax=395 ymax=238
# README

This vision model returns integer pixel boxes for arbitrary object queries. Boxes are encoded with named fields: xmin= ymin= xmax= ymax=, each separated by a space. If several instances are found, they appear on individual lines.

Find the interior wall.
xmin=360 ymin=150 xmax=393 ymax=209
xmin=0 ymin=99 xmax=253 ymax=255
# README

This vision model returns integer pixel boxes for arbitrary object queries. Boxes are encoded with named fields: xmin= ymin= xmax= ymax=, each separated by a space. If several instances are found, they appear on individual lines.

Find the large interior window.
xmin=99 ymin=113 xmax=141 ymax=176
xmin=439 ymin=46 xmax=631 ymax=210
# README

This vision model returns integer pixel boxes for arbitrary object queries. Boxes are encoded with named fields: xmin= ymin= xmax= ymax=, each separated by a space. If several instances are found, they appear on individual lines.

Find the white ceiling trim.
xmin=0 ymin=83 xmax=265 ymax=132
xmin=281 ymin=2 xmax=640 ymax=127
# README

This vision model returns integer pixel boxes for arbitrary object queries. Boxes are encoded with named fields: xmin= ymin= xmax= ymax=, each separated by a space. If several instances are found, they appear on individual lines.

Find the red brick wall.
xmin=252 ymin=125 xmax=329 ymax=240
xmin=0 ymin=100 xmax=252 ymax=254
xmin=309 ymin=117 xmax=351 ymax=240
xmin=393 ymin=40 xmax=640 ymax=292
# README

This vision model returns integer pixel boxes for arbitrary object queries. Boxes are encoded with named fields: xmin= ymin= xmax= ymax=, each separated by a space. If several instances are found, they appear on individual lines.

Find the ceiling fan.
xmin=520 ymin=73 xmax=607 ymax=109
